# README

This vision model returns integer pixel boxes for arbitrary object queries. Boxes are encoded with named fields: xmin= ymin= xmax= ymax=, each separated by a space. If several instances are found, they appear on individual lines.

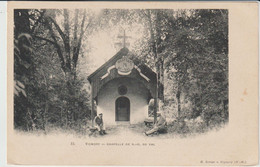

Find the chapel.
xmin=88 ymin=47 xmax=157 ymax=125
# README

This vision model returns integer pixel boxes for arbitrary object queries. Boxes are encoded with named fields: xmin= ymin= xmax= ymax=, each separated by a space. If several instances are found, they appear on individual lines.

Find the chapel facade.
xmin=88 ymin=47 xmax=157 ymax=125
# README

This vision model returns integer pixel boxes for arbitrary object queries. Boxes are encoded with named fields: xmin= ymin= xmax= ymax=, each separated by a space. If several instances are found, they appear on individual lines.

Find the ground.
xmin=87 ymin=123 xmax=191 ymax=139
xmin=14 ymin=121 xmax=227 ymax=141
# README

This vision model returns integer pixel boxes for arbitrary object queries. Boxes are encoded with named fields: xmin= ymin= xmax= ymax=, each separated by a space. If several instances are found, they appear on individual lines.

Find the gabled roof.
xmin=88 ymin=47 xmax=157 ymax=83
xmin=87 ymin=47 xmax=158 ymax=99
xmin=88 ymin=47 xmax=129 ymax=82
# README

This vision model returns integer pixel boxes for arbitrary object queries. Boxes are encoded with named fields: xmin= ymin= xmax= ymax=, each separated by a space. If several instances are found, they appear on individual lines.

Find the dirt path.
xmin=88 ymin=124 xmax=176 ymax=141
xmin=89 ymin=125 xmax=146 ymax=140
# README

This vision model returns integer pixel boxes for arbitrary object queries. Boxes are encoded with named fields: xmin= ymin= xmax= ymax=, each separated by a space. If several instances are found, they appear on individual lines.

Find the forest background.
xmin=14 ymin=9 xmax=228 ymax=135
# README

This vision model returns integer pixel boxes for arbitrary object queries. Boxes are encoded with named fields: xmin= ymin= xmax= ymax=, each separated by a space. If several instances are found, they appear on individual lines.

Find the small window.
xmin=118 ymin=85 xmax=127 ymax=95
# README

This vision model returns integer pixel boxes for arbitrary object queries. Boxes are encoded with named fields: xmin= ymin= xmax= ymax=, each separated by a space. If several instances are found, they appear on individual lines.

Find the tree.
xmin=95 ymin=9 xmax=228 ymax=127
xmin=14 ymin=9 xmax=35 ymax=130
xmin=163 ymin=9 xmax=228 ymax=125
xmin=14 ymin=9 xmax=93 ymax=131
xmin=32 ymin=9 xmax=92 ymax=127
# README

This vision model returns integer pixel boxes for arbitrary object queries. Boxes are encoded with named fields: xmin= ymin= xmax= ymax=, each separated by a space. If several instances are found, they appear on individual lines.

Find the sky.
xmin=81 ymin=12 xmax=147 ymax=74
xmin=53 ymin=9 xmax=149 ymax=76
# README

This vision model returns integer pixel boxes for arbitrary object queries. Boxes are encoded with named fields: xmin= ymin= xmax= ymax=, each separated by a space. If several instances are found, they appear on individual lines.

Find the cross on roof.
xmin=115 ymin=29 xmax=130 ymax=48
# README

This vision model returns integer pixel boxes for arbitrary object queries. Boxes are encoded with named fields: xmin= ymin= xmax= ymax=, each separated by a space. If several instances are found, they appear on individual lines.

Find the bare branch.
xmin=45 ymin=21 xmax=66 ymax=72
xmin=33 ymin=35 xmax=56 ymax=45
xmin=73 ymin=9 xmax=79 ymax=46
xmin=73 ymin=9 xmax=88 ymax=69
xmin=47 ymin=17 xmax=66 ymax=43
xmin=63 ymin=9 xmax=71 ymax=71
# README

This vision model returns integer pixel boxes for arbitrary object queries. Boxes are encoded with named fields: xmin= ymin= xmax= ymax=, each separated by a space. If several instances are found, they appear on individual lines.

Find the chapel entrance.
xmin=115 ymin=97 xmax=130 ymax=121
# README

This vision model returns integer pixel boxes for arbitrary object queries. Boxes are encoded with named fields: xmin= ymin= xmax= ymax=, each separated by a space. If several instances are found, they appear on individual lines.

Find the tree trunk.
xmin=176 ymin=84 xmax=181 ymax=119
xmin=153 ymin=71 xmax=159 ymax=123
xmin=197 ymin=78 xmax=203 ymax=114
xmin=45 ymin=9 xmax=88 ymax=128
xmin=40 ymin=68 xmax=48 ymax=131
xmin=159 ymin=58 xmax=164 ymax=103
xmin=43 ymin=103 xmax=48 ymax=131
xmin=146 ymin=9 xmax=160 ymax=123
xmin=63 ymin=9 xmax=71 ymax=71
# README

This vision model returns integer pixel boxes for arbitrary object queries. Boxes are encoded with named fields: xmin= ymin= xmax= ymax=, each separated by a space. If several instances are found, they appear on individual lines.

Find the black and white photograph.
xmin=7 ymin=1 xmax=258 ymax=166
xmin=14 ymin=8 xmax=228 ymax=138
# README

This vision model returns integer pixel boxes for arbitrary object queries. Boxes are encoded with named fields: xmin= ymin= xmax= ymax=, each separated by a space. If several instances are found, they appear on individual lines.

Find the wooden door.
xmin=115 ymin=97 xmax=130 ymax=121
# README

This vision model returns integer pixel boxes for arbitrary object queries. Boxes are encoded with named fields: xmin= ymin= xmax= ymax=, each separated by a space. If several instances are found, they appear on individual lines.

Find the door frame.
xmin=115 ymin=96 xmax=130 ymax=121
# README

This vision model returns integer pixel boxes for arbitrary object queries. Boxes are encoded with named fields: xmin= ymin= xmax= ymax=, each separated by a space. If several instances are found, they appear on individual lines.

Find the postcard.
xmin=7 ymin=1 xmax=258 ymax=166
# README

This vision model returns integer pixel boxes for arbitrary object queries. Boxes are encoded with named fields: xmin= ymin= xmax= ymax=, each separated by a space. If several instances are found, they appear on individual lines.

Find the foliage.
xmin=100 ymin=9 xmax=229 ymax=128
xmin=14 ymin=9 xmax=228 ymax=134
xmin=161 ymin=9 xmax=228 ymax=127
xmin=14 ymin=9 xmax=92 ymax=131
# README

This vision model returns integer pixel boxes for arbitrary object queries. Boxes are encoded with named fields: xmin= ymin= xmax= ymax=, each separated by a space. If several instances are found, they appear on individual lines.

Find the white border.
xmin=0 ymin=1 xmax=7 ymax=167
xmin=2 ymin=2 xmax=259 ymax=167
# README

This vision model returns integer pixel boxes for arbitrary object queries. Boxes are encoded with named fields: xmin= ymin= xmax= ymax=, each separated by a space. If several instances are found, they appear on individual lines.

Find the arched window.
xmin=118 ymin=85 xmax=127 ymax=95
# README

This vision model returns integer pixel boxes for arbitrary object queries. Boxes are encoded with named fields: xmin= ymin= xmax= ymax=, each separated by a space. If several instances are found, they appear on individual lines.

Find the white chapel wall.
xmin=97 ymin=77 xmax=149 ymax=125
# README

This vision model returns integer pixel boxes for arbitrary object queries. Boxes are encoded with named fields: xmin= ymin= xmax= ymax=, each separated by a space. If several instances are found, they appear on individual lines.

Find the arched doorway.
xmin=115 ymin=97 xmax=130 ymax=121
